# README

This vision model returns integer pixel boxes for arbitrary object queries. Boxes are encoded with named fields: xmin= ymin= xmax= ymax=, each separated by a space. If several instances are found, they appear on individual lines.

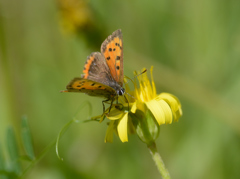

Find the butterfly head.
xmin=117 ymin=88 xmax=125 ymax=96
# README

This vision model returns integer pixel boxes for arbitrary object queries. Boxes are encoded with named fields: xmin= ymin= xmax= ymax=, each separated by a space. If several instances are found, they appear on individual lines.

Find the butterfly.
xmin=61 ymin=29 xmax=126 ymax=114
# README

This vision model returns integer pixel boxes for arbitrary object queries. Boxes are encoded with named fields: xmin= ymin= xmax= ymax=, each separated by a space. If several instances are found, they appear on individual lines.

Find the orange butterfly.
xmin=62 ymin=29 xmax=125 ymax=113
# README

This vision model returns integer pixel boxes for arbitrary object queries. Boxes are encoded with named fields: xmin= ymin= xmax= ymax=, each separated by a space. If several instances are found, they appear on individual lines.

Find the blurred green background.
xmin=1 ymin=0 xmax=240 ymax=178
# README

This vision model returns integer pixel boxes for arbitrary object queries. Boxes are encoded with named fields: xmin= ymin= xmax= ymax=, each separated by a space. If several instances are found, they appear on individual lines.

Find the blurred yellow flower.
xmin=58 ymin=0 xmax=93 ymax=33
xmin=104 ymin=67 xmax=183 ymax=144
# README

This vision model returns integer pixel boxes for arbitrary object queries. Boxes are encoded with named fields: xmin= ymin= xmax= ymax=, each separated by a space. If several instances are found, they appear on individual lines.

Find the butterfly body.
xmin=62 ymin=29 xmax=125 ymax=110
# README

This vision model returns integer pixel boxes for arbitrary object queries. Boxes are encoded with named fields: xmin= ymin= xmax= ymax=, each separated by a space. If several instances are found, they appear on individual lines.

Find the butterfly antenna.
xmin=125 ymin=92 xmax=136 ymax=99
xmin=123 ymin=69 xmax=147 ymax=100
xmin=124 ymin=69 xmax=147 ymax=84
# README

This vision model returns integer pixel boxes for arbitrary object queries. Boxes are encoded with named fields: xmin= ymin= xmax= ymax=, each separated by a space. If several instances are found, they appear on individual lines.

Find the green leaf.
xmin=6 ymin=127 xmax=21 ymax=175
xmin=21 ymin=116 xmax=35 ymax=160
xmin=0 ymin=144 xmax=8 ymax=179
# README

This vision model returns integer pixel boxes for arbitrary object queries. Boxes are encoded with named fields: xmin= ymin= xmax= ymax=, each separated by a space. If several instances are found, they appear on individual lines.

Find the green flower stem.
xmin=148 ymin=142 xmax=171 ymax=179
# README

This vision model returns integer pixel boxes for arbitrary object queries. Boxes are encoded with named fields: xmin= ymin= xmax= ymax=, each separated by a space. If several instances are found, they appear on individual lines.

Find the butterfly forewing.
xmin=101 ymin=29 xmax=124 ymax=86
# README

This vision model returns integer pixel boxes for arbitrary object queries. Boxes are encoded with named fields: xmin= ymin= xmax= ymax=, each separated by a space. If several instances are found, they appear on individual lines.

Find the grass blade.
xmin=21 ymin=116 xmax=35 ymax=160
xmin=6 ymin=127 xmax=21 ymax=175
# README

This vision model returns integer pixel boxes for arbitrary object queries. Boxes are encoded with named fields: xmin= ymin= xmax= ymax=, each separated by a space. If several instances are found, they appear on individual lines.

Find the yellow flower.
xmin=103 ymin=67 xmax=183 ymax=144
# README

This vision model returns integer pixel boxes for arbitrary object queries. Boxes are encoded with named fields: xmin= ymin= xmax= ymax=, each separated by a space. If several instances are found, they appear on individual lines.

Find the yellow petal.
xmin=136 ymin=101 xmax=145 ymax=112
xmin=145 ymin=100 xmax=165 ymax=125
xmin=104 ymin=121 xmax=115 ymax=143
xmin=157 ymin=93 xmax=182 ymax=121
xmin=157 ymin=99 xmax=173 ymax=124
xmin=117 ymin=112 xmax=129 ymax=142
xmin=150 ymin=66 xmax=157 ymax=97
xmin=130 ymin=102 xmax=137 ymax=113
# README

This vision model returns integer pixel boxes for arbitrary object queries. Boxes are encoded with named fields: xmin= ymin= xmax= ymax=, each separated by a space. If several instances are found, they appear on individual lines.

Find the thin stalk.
xmin=148 ymin=142 xmax=171 ymax=179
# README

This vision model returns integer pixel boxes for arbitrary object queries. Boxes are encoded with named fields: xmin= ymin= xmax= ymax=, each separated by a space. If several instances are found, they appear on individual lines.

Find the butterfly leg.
xmin=114 ymin=97 xmax=124 ymax=110
xmin=100 ymin=98 xmax=115 ymax=123
xmin=101 ymin=98 xmax=115 ymax=115
xmin=102 ymin=98 xmax=110 ymax=114
xmin=100 ymin=98 xmax=111 ymax=122
xmin=108 ymin=98 xmax=114 ymax=113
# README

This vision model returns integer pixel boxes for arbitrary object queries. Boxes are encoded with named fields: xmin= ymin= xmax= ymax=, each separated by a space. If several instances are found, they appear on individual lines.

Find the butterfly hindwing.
xmin=64 ymin=78 xmax=116 ymax=98
xmin=82 ymin=52 xmax=114 ymax=87
xmin=101 ymin=29 xmax=124 ymax=86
